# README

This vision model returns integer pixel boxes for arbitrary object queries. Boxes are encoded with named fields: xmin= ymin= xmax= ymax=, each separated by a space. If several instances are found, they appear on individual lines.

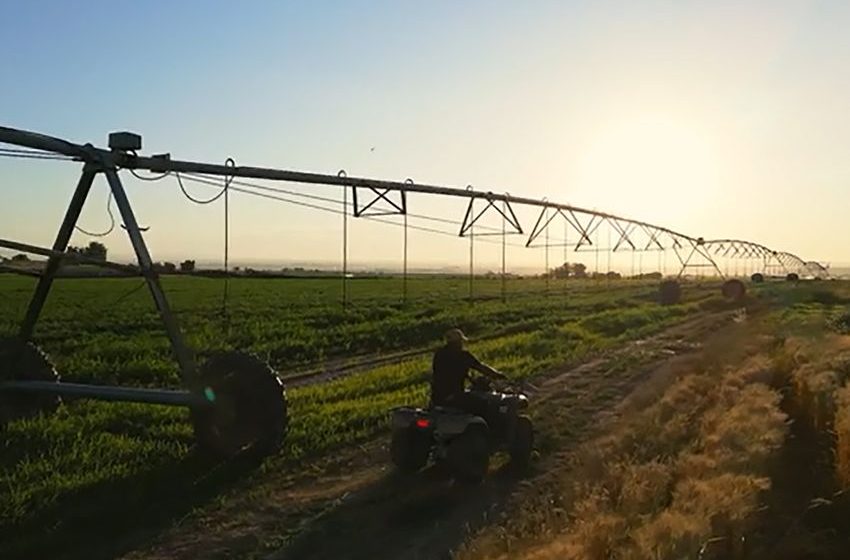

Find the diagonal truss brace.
xmin=525 ymin=205 xmax=562 ymax=247
xmin=13 ymin=160 xmax=197 ymax=385
xmin=525 ymin=206 xmax=603 ymax=249
xmin=639 ymin=224 xmax=666 ymax=251
xmin=459 ymin=192 xmax=523 ymax=237
xmin=674 ymin=237 xmax=724 ymax=279
xmin=609 ymin=219 xmax=637 ymax=252
xmin=352 ymin=185 xmax=407 ymax=217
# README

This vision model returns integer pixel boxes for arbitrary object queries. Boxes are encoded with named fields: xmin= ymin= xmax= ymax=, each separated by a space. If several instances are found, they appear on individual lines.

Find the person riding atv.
xmin=389 ymin=329 xmax=533 ymax=481
xmin=431 ymin=328 xmax=507 ymax=417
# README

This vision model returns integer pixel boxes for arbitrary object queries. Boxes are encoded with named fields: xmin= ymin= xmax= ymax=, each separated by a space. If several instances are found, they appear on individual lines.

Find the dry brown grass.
xmin=459 ymin=352 xmax=788 ymax=560
xmin=834 ymin=386 xmax=850 ymax=488
xmin=775 ymin=335 xmax=850 ymax=488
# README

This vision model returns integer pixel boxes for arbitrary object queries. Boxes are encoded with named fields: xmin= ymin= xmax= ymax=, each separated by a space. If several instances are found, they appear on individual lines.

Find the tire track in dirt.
xmin=121 ymin=310 xmax=732 ymax=560
xmin=264 ymin=311 xmax=734 ymax=560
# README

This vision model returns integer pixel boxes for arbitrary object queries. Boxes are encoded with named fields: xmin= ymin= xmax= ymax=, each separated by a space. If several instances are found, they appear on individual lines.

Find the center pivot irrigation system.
xmin=0 ymin=125 xmax=828 ymax=455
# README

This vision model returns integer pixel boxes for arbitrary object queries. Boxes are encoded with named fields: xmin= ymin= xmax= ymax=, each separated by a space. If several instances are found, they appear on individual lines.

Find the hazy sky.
xmin=2 ymin=1 xmax=849 ymax=272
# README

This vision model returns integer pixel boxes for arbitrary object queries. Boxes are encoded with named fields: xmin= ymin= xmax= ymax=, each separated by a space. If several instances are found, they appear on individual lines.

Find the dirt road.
xmin=125 ymin=310 xmax=733 ymax=560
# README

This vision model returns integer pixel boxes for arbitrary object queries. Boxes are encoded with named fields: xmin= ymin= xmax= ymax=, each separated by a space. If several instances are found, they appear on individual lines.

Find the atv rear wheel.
xmin=509 ymin=415 xmax=534 ymax=468
xmin=447 ymin=424 xmax=490 ymax=483
xmin=0 ymin=337 xmax=61 ymax=426
xmin=390 ymin=426 xmax=431 ymax=472
xmin=191 ymin=351 xmax=288 ymax=457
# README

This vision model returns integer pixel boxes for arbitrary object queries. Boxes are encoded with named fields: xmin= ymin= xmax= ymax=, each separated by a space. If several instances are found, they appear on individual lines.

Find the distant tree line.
xmin=1 ymin=241 xmax=109 ymax=265
xmin=543 ymin=262 xmax=663 ymax=280
xmin=546 ymin=262 xmax=589 ymax=278
xmin=68 ymin=241 xmax=108 ymax=262
xmin=151 ymin=260 xmax=195 ymax=273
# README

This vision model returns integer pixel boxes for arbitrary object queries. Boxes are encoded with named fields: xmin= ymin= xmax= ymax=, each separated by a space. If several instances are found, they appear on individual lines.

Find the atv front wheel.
xmin=447 ymin=424 xmax=490 ymax=483
xmin=390 ymin=426 xmax=431 ymax=472
xmin=191 ymin=351 xmax=288 ymax=457
xmin=509 ymin=415 xmax=534 ymax=468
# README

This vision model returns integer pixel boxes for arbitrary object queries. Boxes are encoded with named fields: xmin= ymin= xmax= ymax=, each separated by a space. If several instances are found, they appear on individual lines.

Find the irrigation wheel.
xmin=191 ymin=351 xmax=288 ymax=457
xmin=0 ymin=336 xmax=61 ymax=426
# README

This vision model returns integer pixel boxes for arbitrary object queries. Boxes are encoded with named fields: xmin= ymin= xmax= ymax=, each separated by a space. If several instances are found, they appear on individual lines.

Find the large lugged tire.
xmin=447 ymin=424 xmax=490 ymax=483
xmin=0 ymin=337 xmax=61 ymax=426
xmin=191 ymin=351 xmax=288 ymax=457
xmin=509 ymin=415 xmax=534 ymax=468
xmin=390 ymin=426 xmax=431 ymax=472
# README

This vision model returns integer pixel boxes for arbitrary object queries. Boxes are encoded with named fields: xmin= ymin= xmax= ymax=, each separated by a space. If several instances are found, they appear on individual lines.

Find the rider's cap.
xmin=445 ymin=328 xmax=468 ymax=343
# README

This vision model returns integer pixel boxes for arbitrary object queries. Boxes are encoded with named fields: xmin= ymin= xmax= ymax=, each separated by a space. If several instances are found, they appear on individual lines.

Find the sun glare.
xmin=573 ymin=114 xmax=719 ymax=219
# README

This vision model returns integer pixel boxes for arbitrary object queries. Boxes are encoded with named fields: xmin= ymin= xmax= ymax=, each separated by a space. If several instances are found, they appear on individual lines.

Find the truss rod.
xmin=0 ymin=124 xmax=824 ymax=274
xmin=0 ymin=125 xmax=692 ymax=245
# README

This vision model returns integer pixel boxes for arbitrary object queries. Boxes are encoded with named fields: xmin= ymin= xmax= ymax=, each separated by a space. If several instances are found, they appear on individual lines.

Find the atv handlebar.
xmin=469 ymin=375 xmax=533 ymax=395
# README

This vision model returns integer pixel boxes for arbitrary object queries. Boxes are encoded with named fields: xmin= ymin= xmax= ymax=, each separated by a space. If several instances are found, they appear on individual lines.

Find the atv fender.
xmin=436 ymin=412 xmax=487 ymax=436
xmin=391 ymin=407 xmax=425 ymax=430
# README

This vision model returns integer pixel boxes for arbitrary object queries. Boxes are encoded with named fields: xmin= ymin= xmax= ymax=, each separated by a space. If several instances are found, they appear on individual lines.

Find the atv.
xmin=389 ymin=376 xmax=533 ymax=482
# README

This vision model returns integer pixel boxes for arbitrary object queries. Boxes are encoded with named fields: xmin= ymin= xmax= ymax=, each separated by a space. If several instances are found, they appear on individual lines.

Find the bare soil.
xmin=123 ymin=310 xmax=733 ymax=560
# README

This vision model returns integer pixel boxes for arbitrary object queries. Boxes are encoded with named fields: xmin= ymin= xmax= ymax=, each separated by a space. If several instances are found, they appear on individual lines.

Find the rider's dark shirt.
xmin=431 ymin=345 xmax=481 ymax=405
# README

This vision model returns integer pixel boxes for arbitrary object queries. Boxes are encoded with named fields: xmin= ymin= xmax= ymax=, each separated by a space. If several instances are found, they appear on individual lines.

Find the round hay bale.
xmin=750 ymin=273 xmax=764 ymax=283
xmin=786 ymin=272 xmax=800 ymax=282
xmin=721 ymin=279 xmax=747 ymax=301
xmin=659 ymin=280 xmax=682 ymax=305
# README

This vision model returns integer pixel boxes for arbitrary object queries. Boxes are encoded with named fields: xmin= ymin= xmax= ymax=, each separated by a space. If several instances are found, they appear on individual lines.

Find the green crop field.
xmin=0 ymin=274 xmax=726 ymax=559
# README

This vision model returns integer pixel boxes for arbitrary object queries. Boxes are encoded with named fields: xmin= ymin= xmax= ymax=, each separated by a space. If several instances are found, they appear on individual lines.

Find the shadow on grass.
xmin=273 ymin=462 xmax=526 ymax=560
xmin=0 ymin=447 xmax=268 ymax=560
xmin=745 ymin=366 xmax=850 ymax=559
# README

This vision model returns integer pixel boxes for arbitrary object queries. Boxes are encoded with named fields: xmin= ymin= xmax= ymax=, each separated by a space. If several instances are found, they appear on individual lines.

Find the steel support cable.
xmin=183 ymin=171 xmax=506 ymax=233
xmin=403 ymin=178 xmax=412 ymax=304
xmin=0 ymin=152 xmax=73 ymax=162
xmin=126 ymin=158 xmax=228 ymax=205
xmin=177 ymin=164 xmax=235 ymax=316
xmin=563 ymin=218 xmax=568 ymax=296
xmin=0 ymin=125 xmax=702 ymax=246
xmin=185 ymin=172 xmax=347 ymax=207
xmin=128 ymin=168 xmax=171 ymax=182
xmin=176 ymin=173 xmax=528 ymax=247
xmin=175 ymin=171 xmax=228 ymax=204
xmin=0 ymin=147 xmax=76 ymax=161
xmin=468 ymin=188 xmax=474 ymax=301
xmin=501 ymin=198 xmax=507 ymax=302
xmin=222 ymin=159 xmax=235 ymax=318
xmin=341 ymin=169 xmax=348 ymax=309
xmin=0 ymin=124 xmax=825 ymax=278
xmin=128 ymin=163 xmax=236 ymax=316
xmin=0 ymin=125 xmax=820 ymax=270
xmin=0 ymin=146 xmax=59 ymax=156
xmin=129 ymin=168 xmax=539 ymax=251
xmin=595 ymin=228 xmax=600 ymax=277
xmin=543 ymin=202 xmax=550 ymax=294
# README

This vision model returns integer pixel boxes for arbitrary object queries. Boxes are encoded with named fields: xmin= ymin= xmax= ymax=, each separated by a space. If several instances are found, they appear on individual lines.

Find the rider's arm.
xmin=468 ymin=353 xmax=507 ymax=380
